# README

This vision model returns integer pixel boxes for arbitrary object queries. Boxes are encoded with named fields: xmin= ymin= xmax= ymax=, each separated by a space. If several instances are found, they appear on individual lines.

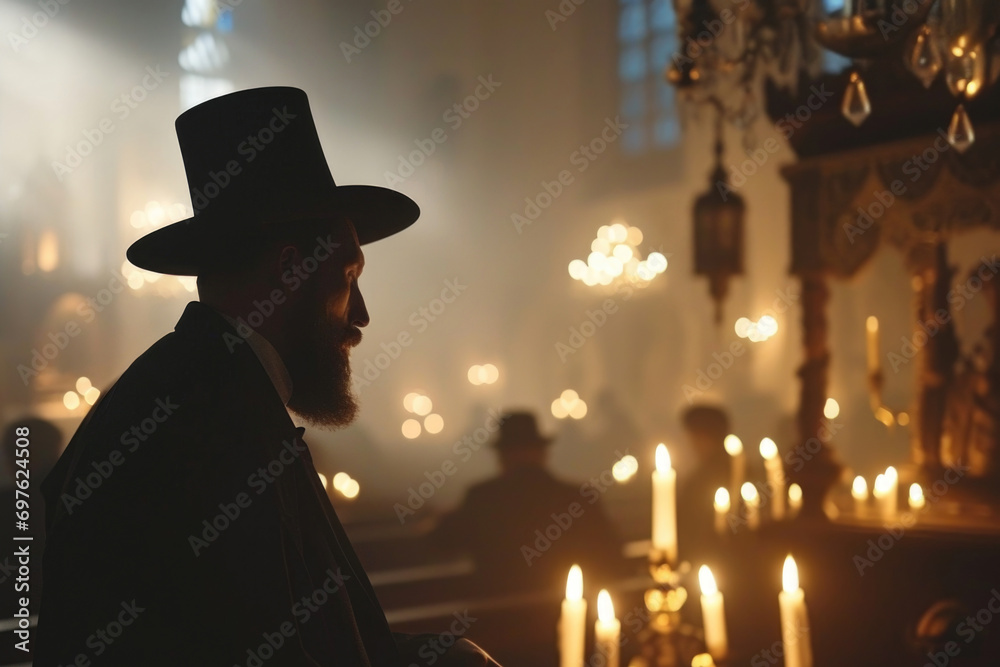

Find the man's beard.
xmin=285 ymin=308 xmax=362 ymax=429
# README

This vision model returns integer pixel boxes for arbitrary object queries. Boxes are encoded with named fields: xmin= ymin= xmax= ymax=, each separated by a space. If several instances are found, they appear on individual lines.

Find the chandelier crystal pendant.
xmin=947 ymin=103 xmax=975 ymax=153
xmin=841 ymin=71 xmax=871 ymax=127
xmin=908 ymin=25 xmax=943 ymax=88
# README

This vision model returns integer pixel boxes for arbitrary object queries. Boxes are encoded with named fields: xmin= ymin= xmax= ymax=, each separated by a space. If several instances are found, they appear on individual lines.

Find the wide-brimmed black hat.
xmin=492 ymin=411 xmax=555 ymax=450
xmin=126 ymin=86 xmax=419 ymax=275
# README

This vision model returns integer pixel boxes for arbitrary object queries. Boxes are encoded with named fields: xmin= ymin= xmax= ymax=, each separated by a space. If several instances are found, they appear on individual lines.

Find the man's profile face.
xmin=282 ymin=218 xmax=369 ymax=428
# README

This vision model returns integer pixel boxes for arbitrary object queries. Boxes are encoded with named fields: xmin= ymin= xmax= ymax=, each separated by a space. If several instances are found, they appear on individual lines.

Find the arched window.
xmin=618 ymin=0 xmax=681 ymax=154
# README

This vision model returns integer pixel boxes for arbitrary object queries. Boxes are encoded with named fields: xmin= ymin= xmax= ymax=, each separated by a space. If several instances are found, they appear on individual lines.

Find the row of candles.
xmin=712 ymin=435 xmax=802 ymax=531
xmin=715 ymin=435 xmax=924 ymax=527
xmin=559 ymin=444 xmax=814 ymax=667
xmin=851 ymin=467 xmax=928 ymax=517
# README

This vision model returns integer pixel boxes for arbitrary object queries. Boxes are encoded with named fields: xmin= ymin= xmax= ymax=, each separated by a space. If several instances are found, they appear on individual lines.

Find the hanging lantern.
xmin=693 ymin=138 xmax=744 ymax=325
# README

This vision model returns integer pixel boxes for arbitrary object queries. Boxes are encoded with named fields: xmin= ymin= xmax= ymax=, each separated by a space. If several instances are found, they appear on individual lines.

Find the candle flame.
xmin=597 ymin=589 xmax=615 ymax=622
xmin=566 ymin=564 xmax=583 ymax=601
xmin=909 ymin=483 xmax=925 ymax=509
xmin=699 ymin=565 xmax=718 ymax=596
xmin=872 ymin=473 xmax=889 ymax=498
xmin=852 ymin=475 xmax=868 ymax=500
xmin=691 ymin=654 xmax=716 ymax=667
xmin=885 ymin=465 xmax=898 ymax=482
xmin=655 ymin=443 xmax=671 ymax=473
xmin=782 ymin=555 xmax=799 ymax=593
xmin=740 ymin=481 xmax=758 ymax=503
xmin=723 ymin=434 xmax=743 ymax=456
xmin=759 ymin=437 xmax=778 ymax=460
xmin=866 ymin=316 xmax=878 ymax=333
xmin=714 ymin=487 xmax=730 ymax=512
xmin=788 ymin=483 xmax=802 ymax=506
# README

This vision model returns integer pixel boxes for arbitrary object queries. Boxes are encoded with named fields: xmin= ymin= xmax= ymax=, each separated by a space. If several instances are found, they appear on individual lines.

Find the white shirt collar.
xmin=213 ymin=308 xmax=294 ymax=407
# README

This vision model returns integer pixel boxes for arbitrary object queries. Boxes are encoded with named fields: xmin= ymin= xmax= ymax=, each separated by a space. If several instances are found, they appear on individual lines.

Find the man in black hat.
xmin=431 ymin=411 xmax=628 ymax=595
xmin=36 ymin=88 xmax=499 ymax=666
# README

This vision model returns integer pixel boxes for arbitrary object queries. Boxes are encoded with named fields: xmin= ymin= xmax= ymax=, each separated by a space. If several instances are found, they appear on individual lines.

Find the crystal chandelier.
xmin=667 ymin=0 xmax=1000 ymax=153
xmin=816 ymin=0 xmax=999 ymax=152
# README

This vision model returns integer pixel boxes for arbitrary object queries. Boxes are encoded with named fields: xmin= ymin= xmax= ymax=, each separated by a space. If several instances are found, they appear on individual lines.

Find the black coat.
xmin=36 ymin=301 xmax=401 ymax=666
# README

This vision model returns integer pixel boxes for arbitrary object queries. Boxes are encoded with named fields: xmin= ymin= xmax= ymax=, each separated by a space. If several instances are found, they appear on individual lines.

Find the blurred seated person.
xmin=677 ymin=404 xmax=731 ymax=565
xmin=431 ymin=411 xmax=628 ymax=595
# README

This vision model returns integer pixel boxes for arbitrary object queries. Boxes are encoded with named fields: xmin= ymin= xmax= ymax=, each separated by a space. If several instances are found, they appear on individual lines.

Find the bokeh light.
xmin=63 ymin=391 xmax=80 ymax=410
xmin=424 ymin=413 xmax=444 ymax=434
xmin=402 ymin=419 xmax=421 ymax=439
xmin=569 ymin=219 xmax=665 ymax=289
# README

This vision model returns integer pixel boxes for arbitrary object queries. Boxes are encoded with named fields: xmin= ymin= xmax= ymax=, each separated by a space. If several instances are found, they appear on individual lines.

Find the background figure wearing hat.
xmin=431 ymin=411 xmax=629 ymax=595
xmin=36 ymin=88 xmax=499 ymax=666
xmin=676 ymin=404 xmax=732 ymax=566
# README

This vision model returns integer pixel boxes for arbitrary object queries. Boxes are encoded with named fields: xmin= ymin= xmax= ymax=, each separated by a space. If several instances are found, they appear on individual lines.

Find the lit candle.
xmin=872 ymin=473 xmax=890 ymax=521
xmin=714 ymin=487 xmax=730 ymax=536
xmin=724 ymin=434 xmax=745 ymax=518
xmin=652 ymin=444 xmax=677 ymax=564
xmin=699 ymin=565 xmax=728 ymax=661
xmin=885 ymin=466 xmax=899 ymax=517
xmin=740 ymin=482 xmax=760 ymax=530
xmin=595 ymin=589 xmax=620 ymax=667
xmin=852 ymin=475 xmax=869 ymax=517
xmin=788 ymin=483 xmax=803 ymax=517
xmin=759 ymin=437 xmax=785 ymax=520
xmin=560 ymin=565 xmax=586 ymax=667
xmin=778 ymin=555 xmax=813 ymax=667
xmin=908 ymin=482 xmax=925 ymax=510
xmin=866 ymin=316 xmax=880 ymax=374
